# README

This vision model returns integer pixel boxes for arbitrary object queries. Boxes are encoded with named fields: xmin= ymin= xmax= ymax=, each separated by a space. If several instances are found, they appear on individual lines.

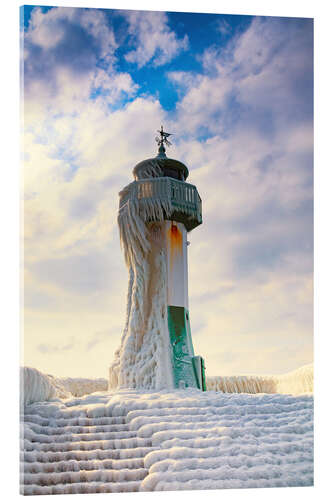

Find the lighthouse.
xmin=109 ymin=127 xmax=206 ymax=391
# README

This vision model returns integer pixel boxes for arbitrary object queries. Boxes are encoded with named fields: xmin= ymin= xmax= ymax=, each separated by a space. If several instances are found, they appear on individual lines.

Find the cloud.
xmin=92 ymin=69 xmax=138 ymax=104
xmin=25 ymin=7 xmax=117 ymax=74
xmin=37 ymin=338 xmax=76 ymax=354
xmin=190 ymin=258 xmax=313 ymax=375
xmin=86 ymin=329 xmax=116 ymax=351
xmin=169 ymin=17 xmax=313 ymax=138
xmin=29 ymin=252 xmax=121 ymax=295
xmin=217 ymin=19 xmax=232 ymax=36
xmin=23 ymin=7 xmax=139 ymax=115
xmin=123 ymin=10 xmax=189 ymax=67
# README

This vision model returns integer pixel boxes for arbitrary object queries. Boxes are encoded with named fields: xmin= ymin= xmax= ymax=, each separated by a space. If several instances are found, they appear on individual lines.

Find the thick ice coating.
xmin=109 ymin=160 xmax=174 ymax=390
xmin=20 ymin=367 xmax=68 ymax=406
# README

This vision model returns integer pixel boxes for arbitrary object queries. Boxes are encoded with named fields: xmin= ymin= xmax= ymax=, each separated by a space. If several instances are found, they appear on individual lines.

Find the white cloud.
xmin=23 ymin=7 xmax=122 ymax=115
xmin=93 ymin=69 xmax=138 ymax=103
xmin=169 ymin=17 xmax=313 ymax=138
xmin=27 ymin=6 xmax=117 ymax=59
xmin=167 ymin=70 xmax=202 ymax=93
xmin=123 ymin=10 xmax=189 ymax=67
xmin=217 ymin=19 xmax=232 ymax=37
xmin=27 ymin=10 xmax=66 ymax=50
xmin=191 ymin=269 xmax=313 ymax=376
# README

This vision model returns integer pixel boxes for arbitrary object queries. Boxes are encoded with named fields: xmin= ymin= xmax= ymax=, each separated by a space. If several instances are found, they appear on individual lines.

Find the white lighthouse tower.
xmin=109 ymin=127 xmax=206 ymax=391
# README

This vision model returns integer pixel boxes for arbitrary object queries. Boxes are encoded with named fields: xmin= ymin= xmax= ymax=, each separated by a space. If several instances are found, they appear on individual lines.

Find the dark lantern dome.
xmin=132 ymin=131 xmax=189 ymax=181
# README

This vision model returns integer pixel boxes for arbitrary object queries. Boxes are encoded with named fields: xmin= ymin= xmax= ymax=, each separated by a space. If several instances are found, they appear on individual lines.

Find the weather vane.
xmin=155 ymin=125 xmax=172 ymax=148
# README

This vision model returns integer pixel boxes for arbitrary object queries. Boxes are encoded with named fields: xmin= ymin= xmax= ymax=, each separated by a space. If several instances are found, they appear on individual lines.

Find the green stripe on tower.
xmin=167 ymin=305 xmax=206 ymax=390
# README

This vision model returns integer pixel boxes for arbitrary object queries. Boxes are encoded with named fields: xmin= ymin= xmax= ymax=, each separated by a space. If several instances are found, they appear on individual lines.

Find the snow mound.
xmin=206 ymin=363 xmax=313 ymax=395
xmin=21 ymin=387 xmax=313 ymax=494
xmin=21 ymin=367 xmax=109 ymax=405
xmin=56 ymin=377 xmax=108 ymax=397
xmin=21 ymin=367 xmax=69 ymax=407
xmin=275 ymin=363 xmax=313 ymax=394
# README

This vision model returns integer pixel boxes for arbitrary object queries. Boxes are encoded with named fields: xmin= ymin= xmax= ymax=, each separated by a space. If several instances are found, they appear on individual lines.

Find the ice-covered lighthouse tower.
xmin=109 ymin=127 xmax=206 ymax=391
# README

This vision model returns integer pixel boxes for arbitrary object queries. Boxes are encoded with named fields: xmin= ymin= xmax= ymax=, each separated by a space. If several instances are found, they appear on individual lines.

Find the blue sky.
xmin=21 ymin=7 xmax=253 ymax=112
xmin=21 ymin=5 xmax=313 ymax=378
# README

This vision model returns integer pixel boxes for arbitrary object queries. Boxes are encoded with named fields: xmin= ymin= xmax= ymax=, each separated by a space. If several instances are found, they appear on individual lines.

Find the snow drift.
xmin=275 ymin=363 xmax=313 ymax=394
xmin=206 ymin=363 xmax=313 ymax=395
xmin=20 ymin=367 xmax=67 ymax=406
xmin=109 ymin=161 xmax=174 ymax=390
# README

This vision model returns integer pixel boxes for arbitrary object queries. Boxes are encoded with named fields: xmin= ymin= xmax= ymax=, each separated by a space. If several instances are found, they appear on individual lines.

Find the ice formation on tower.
xmin=109 ymin=127 xmax=205 ymax=391
xmin=109 ymin=158 xmax=174 ymax=390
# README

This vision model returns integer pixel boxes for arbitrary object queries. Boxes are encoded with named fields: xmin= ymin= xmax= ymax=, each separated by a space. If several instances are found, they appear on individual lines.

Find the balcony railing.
xmin=119 ymin=177 xmax=202 ymax=231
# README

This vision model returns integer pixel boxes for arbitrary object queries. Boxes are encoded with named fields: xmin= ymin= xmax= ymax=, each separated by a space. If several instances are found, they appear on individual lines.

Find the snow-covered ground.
xmin=21 ymin=367 xmax=313 ymax=494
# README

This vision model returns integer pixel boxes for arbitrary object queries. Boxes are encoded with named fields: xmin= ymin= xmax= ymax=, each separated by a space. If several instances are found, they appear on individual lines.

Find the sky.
xmin=21 ymin=5 xmax=313 ymax=379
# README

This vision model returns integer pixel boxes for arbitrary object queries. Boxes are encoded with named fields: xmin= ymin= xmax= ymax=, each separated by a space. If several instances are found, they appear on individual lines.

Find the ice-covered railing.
xmin=119 ymin=177 xmax=202 ymax=231
xmin=56 ymin=377 xmax=108 ymax=397
xmin=206 ymin=363 xmax=313 ymax=395
xmin=206 ymin=375 xmax=276 ymax=394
